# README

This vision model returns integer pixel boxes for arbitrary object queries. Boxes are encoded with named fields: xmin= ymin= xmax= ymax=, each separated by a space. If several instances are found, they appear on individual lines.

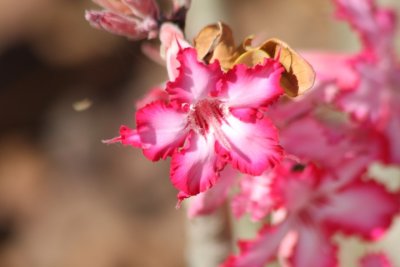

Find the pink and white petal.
xmin=229 ymin=107 xmax=261 ymax=123
xmin=136 ymin=101 xmax=189 ymax=161
xmin=165 ymin=39 xmax=192 ymax=82
xmin=166 ymin=48 xmax=223 ymax=104
xmin=279 ymin=117 xmax=335 ymax=166
xmin=267 ymin=81 xmax=337 ymax=130
xmin=318 ymin=180 xmax=399 ymax=240
xmin=103 ymin=125 xmax=141 ymax=147
xmin=160 ymin=23 xmax=192 ymax=81
xmin=221 ymin=60 xmax=284 ymax=109
xmin=187 ymin=166 xmax=236 ymax=218
xmin=85 ymin=10 xmax=152 ymax=40
xmin=359 ymin=253 xmax=393 ymax=267
xmin=232 ymin=173 xmax=276 ymax=221
xmin=336 ymin=78 xmax=385 ymax=125
xmin=221 ymin=220 xmax=291 ymax=267
xmin=159 ymin=23 xmax=185 ymax=51
xmin=279 ymin=116 xmax=385 ymax=170
xmin=170 ymin=132 xmax=222 ymax=196
xmin=301 ymin=52 xmax=358 ymax=90
xmin=217 ymin=115 xmax=283 ymax=176
xmin=289 ymin=226 xmax=337 ymax=267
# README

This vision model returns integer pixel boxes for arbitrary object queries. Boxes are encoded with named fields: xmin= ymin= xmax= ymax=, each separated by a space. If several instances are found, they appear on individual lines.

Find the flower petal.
xmin=221 ymin=60 xmax=284 ymax=110
xmin=289 ymin=226 xmax=337 ymax=267
xmin=170 ymin=132 xmax=224 ymax=197
xmin=302 ymin=52 xmax=359 ymax=90
xmin=229 ymin=107 xmax=260 ymax=123
xmin=232 ymin=173 xmax=276 ymax=222
xmin=359 ymin=253 xmax=393 ymax=267
xmin=279 ymin=116 xmax=386 ymax=169
xmin=166 ymin=48 xmax=223 ymax=104
xmin=221 ymin=221 xmax=291 ymax=267
xmin=187 ymin=166 xmax=236 ymax=218
xmin=136 ymin=101 xmax=189 ymax=161
xmin=85 ymin=10 xmax=154 ymax=40
xmin=217 ymin=115 xmax=283 ymax=175
xmin=385 ymin=115 xmax=400 ymax=164
xmin=103 ymin=125 xmax=141 ymax=147
xmin=334 ymin=0 xmax=396 ymax=54
xmin=318 ymin=180 xmax=399 ymax=240
xmin=160 ymin=23 xmax=191 ymax=81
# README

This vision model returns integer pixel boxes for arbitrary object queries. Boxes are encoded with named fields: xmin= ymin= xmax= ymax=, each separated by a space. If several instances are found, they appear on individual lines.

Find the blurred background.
xmin=0 ymin=0 xmax=399 ymax=266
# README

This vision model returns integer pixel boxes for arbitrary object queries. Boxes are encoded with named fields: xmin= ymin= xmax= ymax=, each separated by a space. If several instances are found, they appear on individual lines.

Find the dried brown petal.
xmin=259 ymin=38 xmax=315 ymax=97
xmin=194 ymin=22 xmax=238 ymax=69
xmin=234 ymin=49 xmax=270 ymax=67
xmin=194 ymin=24 xmax=315 ymax=97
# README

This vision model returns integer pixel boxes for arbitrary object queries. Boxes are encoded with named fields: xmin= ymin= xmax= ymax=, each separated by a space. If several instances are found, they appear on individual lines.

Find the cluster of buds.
xmin=85 ymin=0 xmax=400 ymax=266
xmin=85 ymin=0 xmax=190 ymax=40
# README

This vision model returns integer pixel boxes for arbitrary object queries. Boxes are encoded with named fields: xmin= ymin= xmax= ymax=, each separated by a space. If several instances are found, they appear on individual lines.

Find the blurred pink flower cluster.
xmin=86 ymin=0 xmax=400 ymax=266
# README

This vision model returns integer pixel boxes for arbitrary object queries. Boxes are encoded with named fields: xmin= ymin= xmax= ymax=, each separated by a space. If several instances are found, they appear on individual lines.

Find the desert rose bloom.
xmin=300 ymin=0 xmax=399 ymax=126
xmin=312 ymin=0 xmax=400 ymax=163
xmin=223 ymin=160 xmax=399 ymax=267
xmin=125 ymin=47 xmax=284 ymax=199
xmin=334 ymin=0 xmax=400 ymax=164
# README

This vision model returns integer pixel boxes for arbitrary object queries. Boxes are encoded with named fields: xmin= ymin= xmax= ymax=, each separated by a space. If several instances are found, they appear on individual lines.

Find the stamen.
xmin=188 ymin=98 xmax=231 ymax=149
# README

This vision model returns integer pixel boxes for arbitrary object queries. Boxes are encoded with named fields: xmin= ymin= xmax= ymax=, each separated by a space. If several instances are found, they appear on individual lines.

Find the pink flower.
xmin=85 ymin=0 xmax=159 ymax=40
xmin=283 ymin=0 xmax=400 ymax=166
xmin=124 ymin=47 xmax=284 ymax=199
xmin=323 ymin=0 xmax=400 ymax=164
xmin=222 ymin=160 xmax=399 ymax=267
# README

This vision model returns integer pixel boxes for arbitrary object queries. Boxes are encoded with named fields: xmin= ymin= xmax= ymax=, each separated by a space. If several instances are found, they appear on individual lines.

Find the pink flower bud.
xmin=85 ymin=10 xmax=157 ymax=40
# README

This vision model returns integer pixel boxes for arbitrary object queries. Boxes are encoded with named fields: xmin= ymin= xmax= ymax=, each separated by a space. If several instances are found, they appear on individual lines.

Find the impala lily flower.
xmin=130 ymin=47 xmax=284 ymax=199
xmin=335 ymin=0 xmax=400 ymax=165
xmin=307 ymin=0 xmax=400 ymax=164
xmin=223 ymin=160 xmax=399 ymax=267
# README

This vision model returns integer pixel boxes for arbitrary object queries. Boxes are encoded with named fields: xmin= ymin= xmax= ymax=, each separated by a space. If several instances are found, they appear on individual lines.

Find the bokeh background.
xmin=0 ymin=0 xmax=399 ymax=266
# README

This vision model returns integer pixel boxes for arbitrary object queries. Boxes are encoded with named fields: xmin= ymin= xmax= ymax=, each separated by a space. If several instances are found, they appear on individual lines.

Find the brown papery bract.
xmin=194 ymin=23 xmax=315 ymax=97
